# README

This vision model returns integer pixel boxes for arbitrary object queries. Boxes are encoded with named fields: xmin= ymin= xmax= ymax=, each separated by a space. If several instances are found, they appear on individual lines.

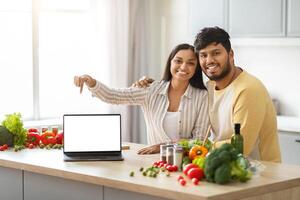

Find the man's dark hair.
xmin=162 ymin=43 xmax=206 ymax=90
xmin=194 ymin=26 xmax=231 ymax=53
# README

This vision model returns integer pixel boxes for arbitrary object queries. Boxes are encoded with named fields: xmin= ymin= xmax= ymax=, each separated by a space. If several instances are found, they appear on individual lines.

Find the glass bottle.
xmin=231 ymin=123 xmax=244 ymax=154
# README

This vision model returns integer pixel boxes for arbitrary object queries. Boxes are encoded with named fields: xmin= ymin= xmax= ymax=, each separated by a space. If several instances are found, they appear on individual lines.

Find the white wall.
xmin=149 ymin=0 xmax=300 ymax=117
xmin=232 ymin=44 xmax=300 ymax=116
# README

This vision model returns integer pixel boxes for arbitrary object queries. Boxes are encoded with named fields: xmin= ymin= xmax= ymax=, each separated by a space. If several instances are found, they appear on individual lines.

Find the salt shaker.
xmin=166 ymin=146 xmax=174 ymax=165
xmin=173 ymin=145 xmax=183 ymax=170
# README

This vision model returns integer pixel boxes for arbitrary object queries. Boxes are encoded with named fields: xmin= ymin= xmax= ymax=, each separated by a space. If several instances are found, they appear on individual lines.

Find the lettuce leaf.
xmin=2 ymin=113 xmax=27 ymax=146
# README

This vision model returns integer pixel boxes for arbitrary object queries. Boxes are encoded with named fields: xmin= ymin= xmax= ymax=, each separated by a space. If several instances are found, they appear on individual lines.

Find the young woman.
xmin=74 ymin=43 xmax=210 ymax=154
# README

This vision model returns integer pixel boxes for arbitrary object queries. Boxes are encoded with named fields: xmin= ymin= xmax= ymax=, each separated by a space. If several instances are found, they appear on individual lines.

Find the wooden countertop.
xmin=0 ymin=143 xmax=300 ymax=200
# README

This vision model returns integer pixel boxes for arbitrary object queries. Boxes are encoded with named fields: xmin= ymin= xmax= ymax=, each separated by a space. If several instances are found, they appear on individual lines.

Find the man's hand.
xmin=74 ymin=75 xmax=96 ymax=94
xmin=131 ymin=76 xmax=154 ymax=88
xmin=137 ymin=143 xmax=160 ymax=154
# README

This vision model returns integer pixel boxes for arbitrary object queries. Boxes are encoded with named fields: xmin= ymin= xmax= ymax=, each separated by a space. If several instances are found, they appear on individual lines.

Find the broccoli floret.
xmin=204 ymin=148 xmax=228 ymax=182
xmin=218 ymin=143 xmax=234 ymax=152
xmin=218 ymin=150 xmax=231 ymax=163
xmin=204 ymin=143 xmax=252 ymax=184
xmin=214 ymin=163 xmax=232 ymax=184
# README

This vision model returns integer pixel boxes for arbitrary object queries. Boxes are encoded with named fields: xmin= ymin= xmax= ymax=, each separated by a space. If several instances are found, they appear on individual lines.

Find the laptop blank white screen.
xmin=64 ymin=115 xmax=121 ymax=152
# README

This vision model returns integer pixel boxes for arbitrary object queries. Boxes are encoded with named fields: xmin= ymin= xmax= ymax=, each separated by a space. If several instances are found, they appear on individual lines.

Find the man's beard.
xmin=205 ymin=59 xmax=232 ymax=81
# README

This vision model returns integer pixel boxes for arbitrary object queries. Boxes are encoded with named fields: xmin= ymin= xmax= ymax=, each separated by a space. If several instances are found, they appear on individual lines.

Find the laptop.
xmin=63 ymin=114 xmax=124 ymax=161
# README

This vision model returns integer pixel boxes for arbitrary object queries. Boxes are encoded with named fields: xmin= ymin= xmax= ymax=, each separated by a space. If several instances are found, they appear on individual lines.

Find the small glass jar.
xmin=166 ymin=146 xmax=174 ymax=165
xmin=173 ymin=145 xmax=183 ymax=171
xmin=160 ymin=144 xmax=173 ymax=162
xmin=160 ymin=144 xmax=167 ymax=162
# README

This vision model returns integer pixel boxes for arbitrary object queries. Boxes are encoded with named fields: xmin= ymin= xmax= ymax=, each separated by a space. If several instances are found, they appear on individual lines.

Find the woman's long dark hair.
xmin=161 ymin=43 xmax=206 ymax=90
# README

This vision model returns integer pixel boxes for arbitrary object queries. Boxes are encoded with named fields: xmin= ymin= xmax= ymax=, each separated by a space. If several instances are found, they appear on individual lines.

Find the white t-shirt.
xmin=163 ymin=111 xmax=180 ymax=141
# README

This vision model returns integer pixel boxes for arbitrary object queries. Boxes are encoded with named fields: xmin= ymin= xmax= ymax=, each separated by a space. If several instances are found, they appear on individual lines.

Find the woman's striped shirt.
xmin=89 ymin=80 xmax=210 ymax=145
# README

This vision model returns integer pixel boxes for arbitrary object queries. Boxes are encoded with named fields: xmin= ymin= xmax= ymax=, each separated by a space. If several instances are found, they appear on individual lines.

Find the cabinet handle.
xmin=296 ymin=139 xmax=300 ymax=143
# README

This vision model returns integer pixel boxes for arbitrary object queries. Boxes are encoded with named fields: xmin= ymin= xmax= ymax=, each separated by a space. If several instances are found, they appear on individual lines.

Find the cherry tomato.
xmin=159 ymin=160 xmax=166 ymax=164
xmin=192 ymin=178 xmax=199 ymax=185
xmin=179 ymin=179 xmax=186 ymax=186
xmin=2 ymin=144 xmax=8 ymax=150
xmin=166 ymin=165 xmax=173 ymax=172
xmin=158 ymin=163 xmax=164 ymax=168
xmin=152 ymin=161 xmax=159 ymax=167
xmin=28 ymin=143 xmax=34 ymax=149
xmin=171 ymin=165 xmax=178 ymax=172
xmin=177 ymin=175 xmax=184 ymax=181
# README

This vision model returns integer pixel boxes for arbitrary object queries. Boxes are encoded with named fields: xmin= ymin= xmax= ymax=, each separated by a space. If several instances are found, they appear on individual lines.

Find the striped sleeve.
xmin=192 ymin=91 xmax=210 ymax=140
xmin=88 ymin=80 xmax=147 ymax=105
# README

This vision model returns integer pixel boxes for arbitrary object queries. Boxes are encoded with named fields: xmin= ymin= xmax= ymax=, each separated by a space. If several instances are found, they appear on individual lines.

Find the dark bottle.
xmin=231 ymin=123 xmax=244 ymax=154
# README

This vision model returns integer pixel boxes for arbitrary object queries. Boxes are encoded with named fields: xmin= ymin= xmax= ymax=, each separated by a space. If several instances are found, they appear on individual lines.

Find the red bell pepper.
xmin=40 ymin=132 xmax=56 ymax=145
xmin=55 ymin=132 xmax=63 ymax=145
xmin=28 ymin=128 xmax=39 ymax=133
xmin=27 ymin=132 xmax=41 ymax=146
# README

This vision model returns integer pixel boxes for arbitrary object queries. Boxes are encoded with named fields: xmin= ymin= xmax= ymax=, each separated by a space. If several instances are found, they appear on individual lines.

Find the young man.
xmin=134 ymin=27 xmax=281 ymax=162
xmin=194 ymin=27 xmax=281 ymax=162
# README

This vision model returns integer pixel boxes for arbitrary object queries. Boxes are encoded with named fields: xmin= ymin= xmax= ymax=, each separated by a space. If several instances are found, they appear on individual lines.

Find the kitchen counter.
xmin=1 ymin=143 xmax=300 ymax=200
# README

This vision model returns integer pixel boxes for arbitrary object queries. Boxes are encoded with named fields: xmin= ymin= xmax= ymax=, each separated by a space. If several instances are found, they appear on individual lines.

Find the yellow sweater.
xmin=207 ymin=70 xmax=281 ymax=162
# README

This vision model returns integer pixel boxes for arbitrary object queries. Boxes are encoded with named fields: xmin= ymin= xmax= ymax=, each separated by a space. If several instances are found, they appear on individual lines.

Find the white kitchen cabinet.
xmin=278 ymin=131 xmax=300 ymax=165
xmin=104 ymin=187 xmax=170 ymax=200
xmin=24 ymin=171 xmax=103 ymax=200
xmin=188 ymin=0 xmax=296 ymax=38
xmin=23 ymin=171 xmax=168 ymax=200
xmin=229 ymin=0 xmax=286 ymax=37
xmin=287 ymin=0 xmax=300 ymax=36
xmin=0 ymin=166 xmax=23 ymax=200
xmin=188 ymin=0 xmax=228 ymax=37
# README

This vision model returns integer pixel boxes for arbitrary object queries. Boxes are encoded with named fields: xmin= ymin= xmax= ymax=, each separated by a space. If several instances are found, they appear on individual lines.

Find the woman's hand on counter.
xmin=137 ymin=144 xmax=160 ymax=154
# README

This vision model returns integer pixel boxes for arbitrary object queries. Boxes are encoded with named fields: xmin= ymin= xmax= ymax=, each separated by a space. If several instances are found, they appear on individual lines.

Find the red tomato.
xmin=152 ymin=162 xmax=158 ymax=167
xmin=187 ymin=168 xmax=204 ymax=180
xmin=171 ymin=165 xmax=178 ymax=172
xmin=28 ymin=128 xmax=38 ymax=133
xmin=158 ymin=163 xmax=164 ymax=168
xmin=28 ymin=143 xmax=34 ymax=149
xmin=177 ymin=175 xmax=184 ymax=181
xmin=192 ymin=178 xmax=199 ymax=185
xmin=179 ymin=179 xmax=186 ymax=186
xmin=166 ymin=165 xmax=173 ymax=172
xmin=183 ymin=163 xmax=198 ymax=175
xmin=2 ymin=144 xmax=8 ymax=150
xmin=158 ymin=160 xmax=166 ymax=164
xmin=0 ymin=146 xmax=5 ymax=151
xmin=55 ymin=133 xmax=63 ymax=145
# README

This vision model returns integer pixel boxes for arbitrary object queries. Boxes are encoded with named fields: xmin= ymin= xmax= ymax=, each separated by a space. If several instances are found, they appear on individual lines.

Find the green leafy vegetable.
xmin=204 ymin=143 xmax=252 ymax=184
xmin=0 ymin=126 xmax=14 ymax=146
xmin=178 ymin=138 xmax=213 ymax=152
xmin=1 ymin=113 xmax=27 ymax=146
